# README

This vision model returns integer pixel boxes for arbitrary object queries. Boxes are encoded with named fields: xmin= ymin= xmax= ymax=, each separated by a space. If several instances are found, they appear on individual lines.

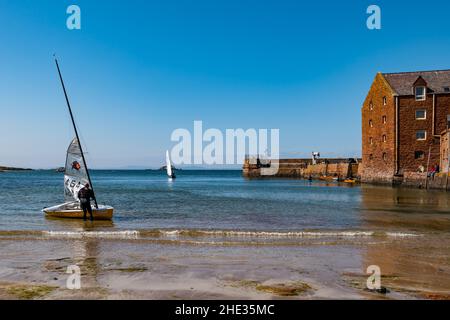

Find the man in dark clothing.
xmin=78 ymin=183 xmax=95 ymax=221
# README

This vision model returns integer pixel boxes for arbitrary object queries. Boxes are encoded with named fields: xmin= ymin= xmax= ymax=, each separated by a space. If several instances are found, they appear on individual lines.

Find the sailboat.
xmin=166 ymin=150 xmax=176 ymax=179
xmin=43 ymin=58 xmax=114 ymax=220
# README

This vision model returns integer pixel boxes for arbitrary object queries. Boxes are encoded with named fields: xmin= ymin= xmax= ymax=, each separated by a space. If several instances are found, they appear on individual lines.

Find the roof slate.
xmin=382 ymin=70 xmax=450 ymax=95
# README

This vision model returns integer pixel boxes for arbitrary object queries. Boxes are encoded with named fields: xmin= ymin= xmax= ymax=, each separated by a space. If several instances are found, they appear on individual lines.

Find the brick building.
xmin=361 ymin=70 xmax=450 ymax=184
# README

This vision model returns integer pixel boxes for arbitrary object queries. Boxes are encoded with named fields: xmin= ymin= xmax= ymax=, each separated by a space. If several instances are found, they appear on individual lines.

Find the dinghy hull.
xmin=43 ymin=203 xmax=114 ymax=220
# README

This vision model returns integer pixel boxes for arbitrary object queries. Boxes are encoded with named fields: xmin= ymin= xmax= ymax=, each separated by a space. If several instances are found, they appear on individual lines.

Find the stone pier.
xmin=242 ymin=157 xmax=361 ymax=180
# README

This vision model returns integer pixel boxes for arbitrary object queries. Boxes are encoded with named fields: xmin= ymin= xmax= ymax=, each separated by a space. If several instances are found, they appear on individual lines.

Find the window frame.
xmin=416 ymin=130 xmax=427 ymax=141
xmin=415 ymin=109 xmax=426 ymax=120
xmin=415 ymin=86 xmax=426 ymax=101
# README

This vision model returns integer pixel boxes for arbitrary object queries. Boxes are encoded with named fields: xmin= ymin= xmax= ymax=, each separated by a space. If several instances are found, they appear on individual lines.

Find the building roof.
xmin=382 ymin=69 xmax=450 ymax=95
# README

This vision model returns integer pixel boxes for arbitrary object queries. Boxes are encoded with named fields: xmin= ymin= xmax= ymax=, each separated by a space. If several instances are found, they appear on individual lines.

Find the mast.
xmin=54 ymin=57 xmax=98 ymax=209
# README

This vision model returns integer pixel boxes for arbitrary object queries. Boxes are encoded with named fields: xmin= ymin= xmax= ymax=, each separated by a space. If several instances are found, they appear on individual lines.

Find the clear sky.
xmin=1 ymin=0 xmax=450 ymax=169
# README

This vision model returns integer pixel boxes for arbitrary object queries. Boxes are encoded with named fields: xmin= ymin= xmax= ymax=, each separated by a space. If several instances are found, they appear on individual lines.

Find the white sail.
xmin=166 ymin=150 xmax=173 ymax=178
xmin=64 ymin=138 xmax=89 ymax=201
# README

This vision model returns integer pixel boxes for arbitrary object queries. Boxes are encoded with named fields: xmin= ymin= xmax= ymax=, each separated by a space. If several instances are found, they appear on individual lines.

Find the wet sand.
xmin=1 ymin=228 xmax=450 ymax=300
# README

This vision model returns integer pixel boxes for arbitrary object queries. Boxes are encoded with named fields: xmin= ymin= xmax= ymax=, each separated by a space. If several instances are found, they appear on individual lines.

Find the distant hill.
xmin=0 ymin=166 xmax=32 ymax=172
xmin=159 ymin=165 xmax=180 ymax=171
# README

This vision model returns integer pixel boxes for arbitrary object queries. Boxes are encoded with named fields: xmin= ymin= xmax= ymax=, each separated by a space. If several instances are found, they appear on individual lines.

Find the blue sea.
xmin=1 ymin=169 xmax=450 ymax=234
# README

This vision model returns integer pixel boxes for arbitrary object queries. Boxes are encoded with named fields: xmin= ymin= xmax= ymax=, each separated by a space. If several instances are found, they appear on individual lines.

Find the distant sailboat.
xmin=42 ymin=57 xmax=114 ymax=220
xmin=166 ymin=150 xmax=176 ymax=179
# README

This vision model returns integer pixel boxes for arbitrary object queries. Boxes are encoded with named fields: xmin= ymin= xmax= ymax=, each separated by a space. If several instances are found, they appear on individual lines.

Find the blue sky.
xmin=1 ymin=0 xmax=450 ymax=168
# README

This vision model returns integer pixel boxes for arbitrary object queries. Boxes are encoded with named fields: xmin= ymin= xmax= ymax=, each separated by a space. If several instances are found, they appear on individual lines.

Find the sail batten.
xmin=64 ymin=138 xmax=90 ymax=202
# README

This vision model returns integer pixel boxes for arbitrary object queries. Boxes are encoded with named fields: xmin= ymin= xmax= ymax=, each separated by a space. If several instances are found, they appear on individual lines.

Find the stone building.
xmin=361 ymin=70 xmax=450 ymax=184
xmin=440 ymin=129 xmax=450 ymax=173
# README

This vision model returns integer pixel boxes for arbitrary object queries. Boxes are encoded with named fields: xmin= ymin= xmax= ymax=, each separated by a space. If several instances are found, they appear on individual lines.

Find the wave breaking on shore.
xmin=0 ymin=229 xmax=421 ymax=240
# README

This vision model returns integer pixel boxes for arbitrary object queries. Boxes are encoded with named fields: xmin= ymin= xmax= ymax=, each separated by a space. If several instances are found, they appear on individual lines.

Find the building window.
xmin=382 ymin=135 xmax=387 ymax=142
xmin=383 ymin=96 xmax=387 ymax=105
xmin=382 ymin=115 xmax=387 ymax=124
xmin=415 ymin=151 xmax=425 ymax=160
xmin=382 ymin=152 xmax=387 ymax=161
xmin=369 ymin=101 xmax=373 ymax=110
xmin=415 ymin=109 xmax=426 ymax=120
xmin=369 ymin=120 xmax=373 ymax=127
xmin=415 ymin=86 xmax=426 ymax=101
xmin=369 ymin=137 xmax=373 ymax=145
xmin=369 ymin=154 xmax=373 ymax=160
xmin=416 ymin=130 xmax=427 ymax=141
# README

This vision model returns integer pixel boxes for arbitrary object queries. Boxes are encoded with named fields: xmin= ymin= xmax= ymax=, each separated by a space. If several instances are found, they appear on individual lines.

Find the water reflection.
xmin=44 ymin=219 xmax=111 ymax=289
xmin=45 ymin=216 xmax=115 ymax=230
xmin=71 ymin=238 xmax=101 ymax=288
xmin=359 ymin=185 xmax=450 ymax=231
xmin=358 ymin=185 xmax=450 ymax=294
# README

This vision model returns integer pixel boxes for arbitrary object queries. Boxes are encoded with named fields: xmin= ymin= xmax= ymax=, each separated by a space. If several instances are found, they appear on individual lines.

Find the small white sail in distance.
xmin=166 ymin=150 xmax=173 ymax=178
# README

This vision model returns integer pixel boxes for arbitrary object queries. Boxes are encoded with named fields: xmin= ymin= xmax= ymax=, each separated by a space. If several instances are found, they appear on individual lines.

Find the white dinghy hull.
xmin=43 ymin=202 xmax=114 ymax=220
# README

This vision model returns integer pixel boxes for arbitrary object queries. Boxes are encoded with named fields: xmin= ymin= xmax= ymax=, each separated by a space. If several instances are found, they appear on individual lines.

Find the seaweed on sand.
xmin=226 ymin=279 xmax=314 ymax=297
xmin=255 ymin=282 xmax=313 ymax=296
xmin=5 ymin=284 xmax=56 ymax=300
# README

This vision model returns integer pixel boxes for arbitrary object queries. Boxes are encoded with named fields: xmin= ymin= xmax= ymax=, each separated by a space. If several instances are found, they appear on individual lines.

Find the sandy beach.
xmin=1 ymin=227 xmax=450 ymax=300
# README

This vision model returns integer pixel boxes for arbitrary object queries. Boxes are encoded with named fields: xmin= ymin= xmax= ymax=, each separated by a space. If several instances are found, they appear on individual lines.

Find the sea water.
xmin=1 ymin=169 xmax=450 ymax=234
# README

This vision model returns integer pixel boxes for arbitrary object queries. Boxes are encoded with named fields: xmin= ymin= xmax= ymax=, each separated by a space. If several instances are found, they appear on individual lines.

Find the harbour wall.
xmin=243 ymin=158 xmax=450 ymax=190
xmin=242 ymin=158 xmax=360 ymax=180
xmin=396 ymin=172 xmax=450 ymax=190
xmin=360 ymin=162 xmax=450 ymax=190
